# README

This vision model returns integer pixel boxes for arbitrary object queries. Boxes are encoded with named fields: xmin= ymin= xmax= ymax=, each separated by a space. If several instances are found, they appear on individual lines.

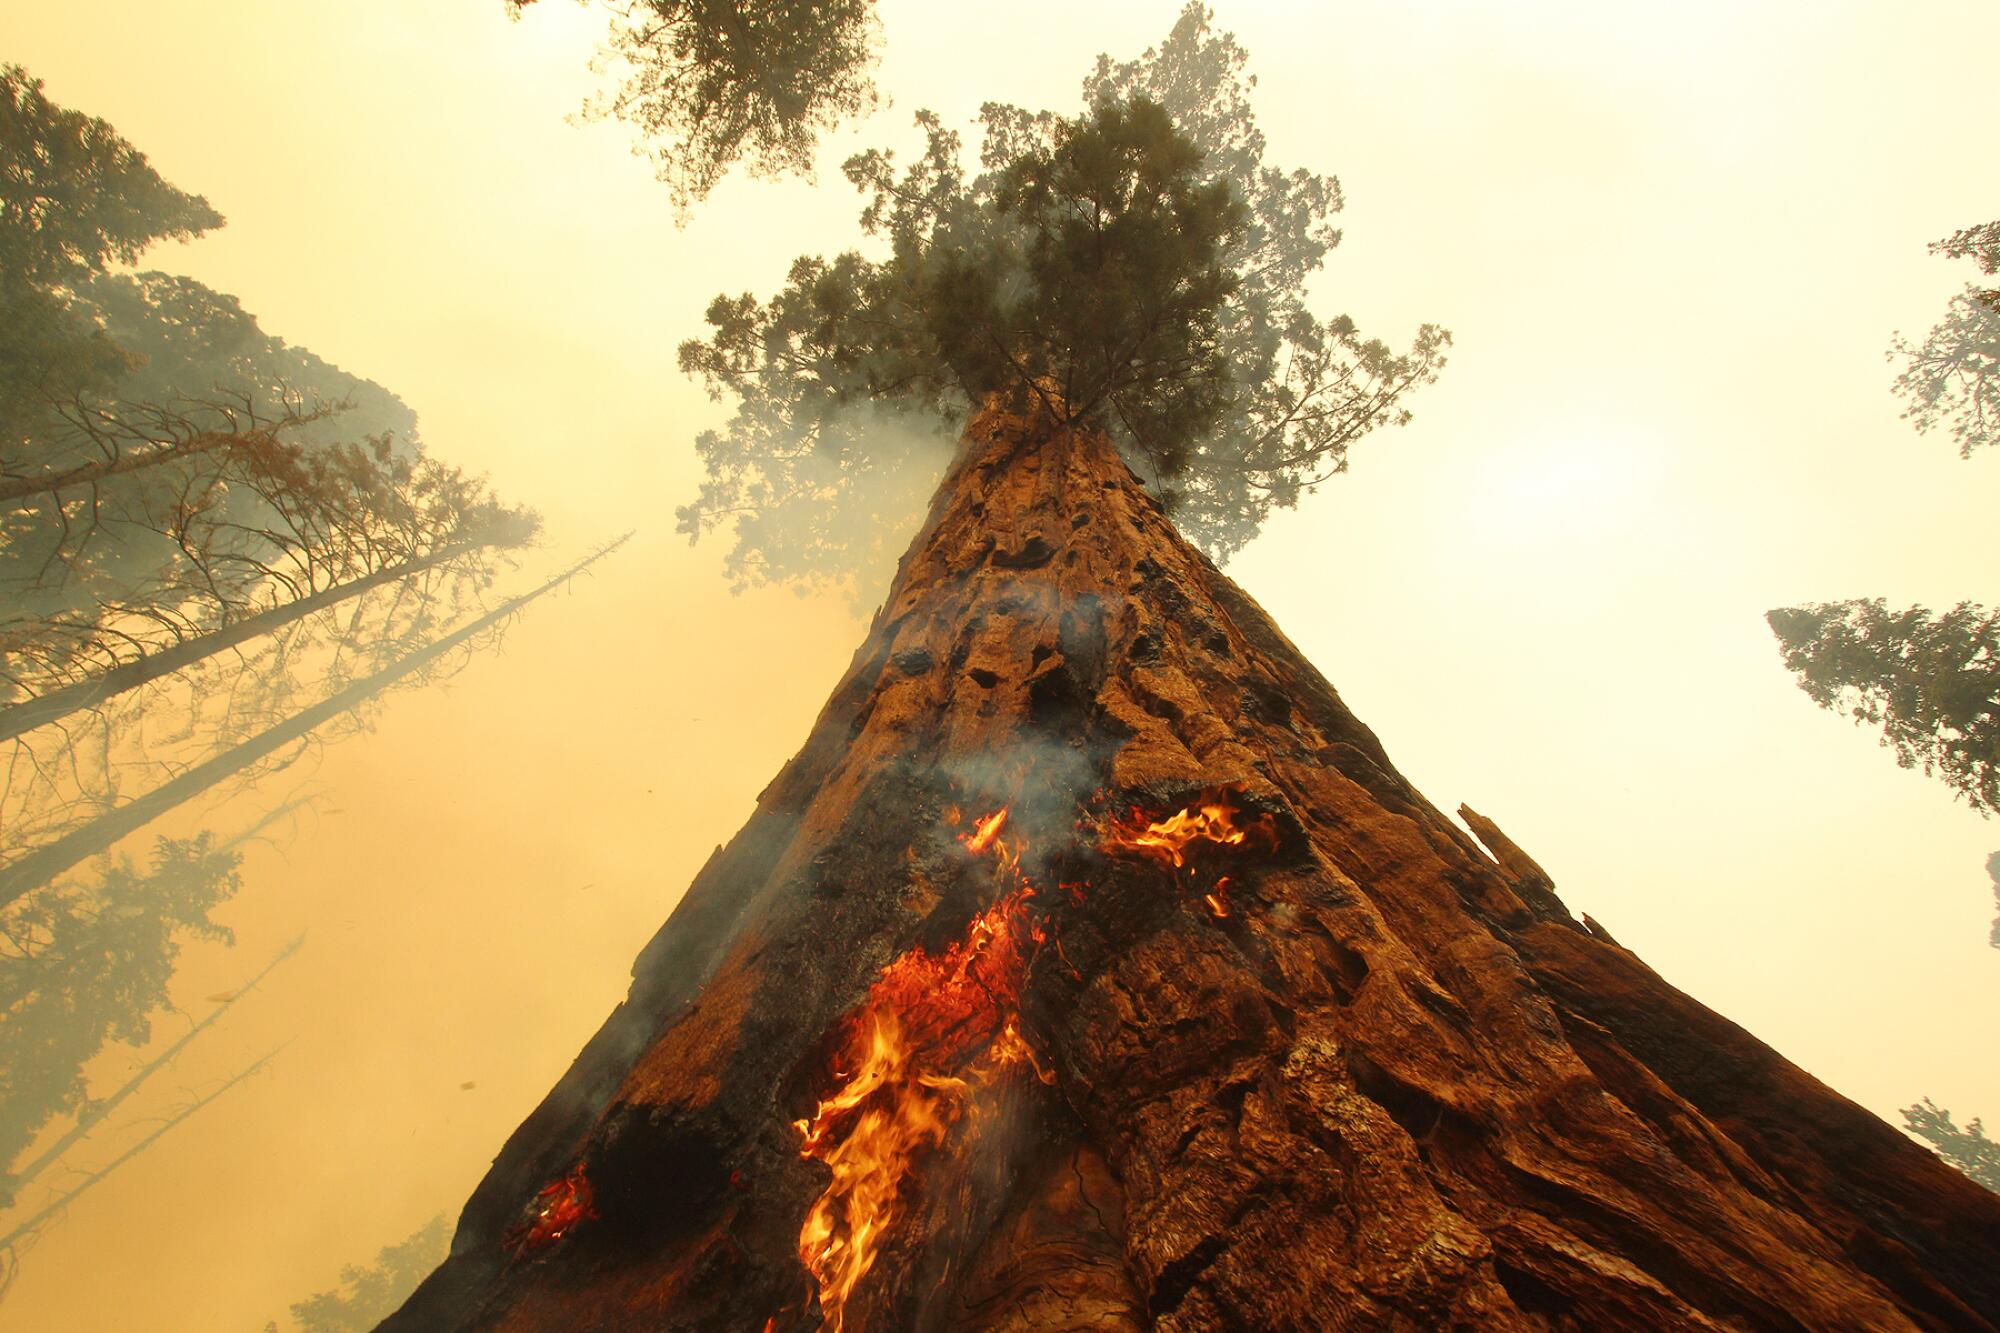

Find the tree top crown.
xmin=675 ymin=3 xmax=1448 ymax=593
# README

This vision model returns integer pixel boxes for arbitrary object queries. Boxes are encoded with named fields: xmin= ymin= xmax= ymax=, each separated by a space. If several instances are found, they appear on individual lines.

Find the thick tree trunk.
xmin=0 ymin=537 xmax=627 ymax=909
xmin=386 ymin=402 xmax=2000 ymax=1332
xmin=0 ymin=540 xmax=490 ymax=745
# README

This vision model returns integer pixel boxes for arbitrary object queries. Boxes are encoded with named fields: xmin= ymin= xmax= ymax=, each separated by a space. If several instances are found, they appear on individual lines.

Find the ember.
xmin=794 ymin=809 xmax=1045 ymax=1330
xmin=1102 ymin=786 xmax=1278 ymax=870
xmin=502 ymin=1163 xmax=596 ymax=1254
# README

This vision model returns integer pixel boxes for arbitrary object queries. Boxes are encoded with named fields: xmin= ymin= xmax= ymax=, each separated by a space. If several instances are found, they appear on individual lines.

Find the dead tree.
xmin=387 ymin=401 xmax=2000 ymax=1332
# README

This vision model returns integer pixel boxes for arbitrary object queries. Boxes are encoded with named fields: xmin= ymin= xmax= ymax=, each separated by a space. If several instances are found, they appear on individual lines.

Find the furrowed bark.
xmin=385 ymin=403 xmax=2000 ymax=1332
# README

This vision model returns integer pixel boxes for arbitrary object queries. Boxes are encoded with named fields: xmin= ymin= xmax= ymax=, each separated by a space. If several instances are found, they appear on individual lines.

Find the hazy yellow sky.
xmin=5 ymin=2 xmax=1998 ymax=1328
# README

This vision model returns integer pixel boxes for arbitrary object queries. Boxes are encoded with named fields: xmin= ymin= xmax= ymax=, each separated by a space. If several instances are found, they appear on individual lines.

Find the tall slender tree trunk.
xmin=0 ymin=540 xmax=492 ymax=744
xmin=0 ymin=536 xmax=629 ymax=910
xmin=0 ymin=935 xmax=302 ymax=1204
xmin=386 ymin=402 xmax=2000 ymax=1332
xmin=0 ymin=1048 xmax=279 ymax=1256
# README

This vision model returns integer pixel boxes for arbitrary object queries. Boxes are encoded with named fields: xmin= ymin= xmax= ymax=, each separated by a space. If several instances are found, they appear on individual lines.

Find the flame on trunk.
xmin=502 ymin=1164 xmax=597 ymax=1254
xmin=1101 ymin=787 xmax=1277 ymax=870
xmin=794 ymin=809 xmax=1043 ymax=1330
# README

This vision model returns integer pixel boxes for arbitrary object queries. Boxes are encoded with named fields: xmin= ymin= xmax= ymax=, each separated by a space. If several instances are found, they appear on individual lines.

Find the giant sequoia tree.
xmin=387 ymin=10 xmax=2000 ymax=1330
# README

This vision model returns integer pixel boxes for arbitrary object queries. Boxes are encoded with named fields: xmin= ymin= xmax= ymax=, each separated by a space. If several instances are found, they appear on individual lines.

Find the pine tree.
xmin=1903 ymin=1098 xmax=2000 ymax=1194
xmin=506 ymin=0 xmax=880 ymax=217
xmin=1764 ymin=599 xmax=2000 ymax=815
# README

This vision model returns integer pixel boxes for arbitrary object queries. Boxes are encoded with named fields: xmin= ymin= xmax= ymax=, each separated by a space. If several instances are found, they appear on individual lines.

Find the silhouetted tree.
xmin=0 ymin=534 xmax=629 ymax=909
xmin=676 ymin=3 xmax=1447 ymax=592
xmin=0 ymin=934 xmax=298 ymax=1209
xmin=0 ymin=64 xmax=220 ymax=447
xmin=1989 ymin=848 xmax=1999 ymax=948
xmin=1892 ymin=219 xmax=2000 ymax=458
xmin=1765 ymin=599 xmax=1999 ymax=815
xmin=262 ymin=1215 xmax=449 ymax=1333
xmin=0 ymin=66 xmax=541 ymax=881
xmin=0 ymin=835 xmax=241 ymax=1184
xmin=0 ymin=443 xmax=537 ymax=737
xmin=1902 ymin=1098 xmax=2000 ymax=1194
xmin=0 ymin=1046 xmax=277 ymax=1295
xmin=507 ymin=0 xmax=879 ymax=217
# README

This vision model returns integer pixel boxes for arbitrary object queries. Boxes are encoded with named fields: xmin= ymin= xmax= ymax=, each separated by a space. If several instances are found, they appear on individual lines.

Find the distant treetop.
xmin=1892 ymin=217 xmax=2000 ymax=459
xmin=1765 ymin=598 xmax=2000 ymax=817
xmin=508 ymin=0 xmax=880 ymax=218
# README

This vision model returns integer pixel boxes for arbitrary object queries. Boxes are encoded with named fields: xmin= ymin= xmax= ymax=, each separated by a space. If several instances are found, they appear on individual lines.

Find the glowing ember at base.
xmin=502 ymin=1164 xmax=597 ymax=1254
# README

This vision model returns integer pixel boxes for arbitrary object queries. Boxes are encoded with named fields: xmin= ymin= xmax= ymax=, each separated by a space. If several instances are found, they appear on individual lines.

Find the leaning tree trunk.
xmin=0 ymin=536 xmax=628 ymax=909
xmin=386 ymin=400 xmax=2000 ymax=1332
xmin=0 ymin=538 xmax=493 ymax=745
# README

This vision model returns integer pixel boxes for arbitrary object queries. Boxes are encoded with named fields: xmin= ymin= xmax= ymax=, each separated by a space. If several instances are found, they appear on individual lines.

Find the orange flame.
xmin=1101 ymin=788 xmax=1277 ymax=870
xmin=503 ymin=1164 xmax=597 ymax=1254
xmin=958 ymin=806 xmax=1009 ymax=855
xmin=795 ymin=810 xmax=1044 ymax=1330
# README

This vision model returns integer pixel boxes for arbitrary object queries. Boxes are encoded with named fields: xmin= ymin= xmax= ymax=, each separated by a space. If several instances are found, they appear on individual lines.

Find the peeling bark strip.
xmin=384 ymin=401 xmax=2000 ymax=1332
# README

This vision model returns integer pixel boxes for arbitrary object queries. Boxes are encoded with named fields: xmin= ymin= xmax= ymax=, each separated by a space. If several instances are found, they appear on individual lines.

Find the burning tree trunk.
xmin=388 ymin=401 xmax=2000 ymax=1332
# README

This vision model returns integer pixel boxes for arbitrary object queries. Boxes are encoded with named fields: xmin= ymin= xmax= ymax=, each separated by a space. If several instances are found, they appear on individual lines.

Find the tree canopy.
xmin=675 ymin=2 xmax=1448 ymax=592
xmin=508 ymin=0 xmax=879 ymax=217
xmin=1901 ymin=1098 xmax=2000 ymax=1194
xmin=0 ymin=66 xmax=221 ymax=289
xmin=1765 ymin=599 xmax=2000 ymax=815
xmin=1891 ymin=218 xmax=2000 ymax=459
xmin=0 ymin=65 xmax=222 ymax=445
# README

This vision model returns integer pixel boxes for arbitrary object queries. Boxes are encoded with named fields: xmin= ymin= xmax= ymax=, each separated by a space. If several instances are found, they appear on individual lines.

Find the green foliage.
xmin=510 ymin=0 xmax=879 ymax=217
xmin=1930 ymin=222 xmax=2000 ymax=276
xmin=1765 ymin=599 xmax=2000 ymax=815
xmin=676 ymin=3 xmax=1447 ymax=591
xmin=1901 ymin=1098 xmax=2000 ymax=1194
xmin=0 ymin=836 xmax=241 ymax=1189
xmin=0 ymin=64 xmax=221 ymax=449
xmin=0 ymin=65 xmax=221 ymax=287
xmin=1891 ymin=219 xmax=2000 ymax=458
xmin=72 ymin=270 xmax=419 ymax=451
xmin=0 ymin=68 xmax=537 ymax=716
xmin=266 ymin=1214 xmax=450 ymax=1333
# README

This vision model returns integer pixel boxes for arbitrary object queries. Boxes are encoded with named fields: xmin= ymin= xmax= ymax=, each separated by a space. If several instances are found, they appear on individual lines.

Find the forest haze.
xmin=2 ymin=1 xmax=1996 ymax=1329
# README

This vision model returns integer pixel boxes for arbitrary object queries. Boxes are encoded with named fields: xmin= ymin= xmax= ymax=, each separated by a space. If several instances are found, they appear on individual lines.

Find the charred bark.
xmin=386 ymin=403 xmax=2000 ymax=1332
